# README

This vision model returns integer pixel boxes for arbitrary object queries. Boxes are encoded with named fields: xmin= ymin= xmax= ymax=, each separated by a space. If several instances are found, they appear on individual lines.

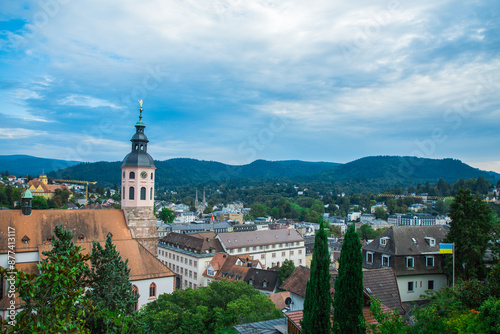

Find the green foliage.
xmin=445 ymin=187 xmax=495 ymax=280
xmin=356 ymin=224 xmax=378 ymax=241
xmin=85 ymin=234 xmax=141 ymax=333
xmin=5 ymin=225 xmax=93 ymax=333
xmin=369 ymin=298 xmax=410 ymax=334
xmin=333 ymin=224 xmax=365 ymax=334
xmin=159 ymin=207 xmax=175 ymax=224
xmin=250 ymin=203 xmax=269 ymax=218
xmin=301 ymin=221 xmax=332 ymax=334
xmin=278 ymin=259 xmax=296 ymax=284
xmin=138 ymin=280 xmax=281 ymax=334
xmin=32 ymin=195 xmax=49 ymax=209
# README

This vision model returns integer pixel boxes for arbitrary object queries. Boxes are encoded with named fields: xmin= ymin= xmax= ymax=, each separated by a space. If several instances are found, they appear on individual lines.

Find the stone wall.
xmin=123 ymin=207 xmax=158 ymax=254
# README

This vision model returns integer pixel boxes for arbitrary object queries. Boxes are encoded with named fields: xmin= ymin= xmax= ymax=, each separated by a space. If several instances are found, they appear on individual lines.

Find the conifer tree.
xmin=86 ymin=233 xmax=140 ymax=333
xmin=301 ymin=221 xmax=332 ymax=334
xmin=332 ymin=224 xmax=365 ymax=334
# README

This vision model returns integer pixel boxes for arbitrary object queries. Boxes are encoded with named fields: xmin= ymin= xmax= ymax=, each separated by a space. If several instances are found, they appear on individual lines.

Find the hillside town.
xmin=0 ymin=106 xmax=499 ymax=333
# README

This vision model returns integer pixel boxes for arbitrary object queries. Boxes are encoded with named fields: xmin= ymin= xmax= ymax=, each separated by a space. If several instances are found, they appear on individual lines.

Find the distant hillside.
xmin=318 ymin=156 xmax=497 ymax=186
xmin=47 ymin=158 xmax=340 ymax=188
xmin=0 ymin=155 xmax=80 ymax=177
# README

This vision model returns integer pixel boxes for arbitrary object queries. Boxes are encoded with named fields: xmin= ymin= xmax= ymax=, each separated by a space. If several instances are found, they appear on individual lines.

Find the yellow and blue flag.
xmin=439 ymin=243 xmax=453 ymax=254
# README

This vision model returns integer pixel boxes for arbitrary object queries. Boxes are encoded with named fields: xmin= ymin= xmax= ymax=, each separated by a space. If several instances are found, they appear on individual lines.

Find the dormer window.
xmin=425 ymin=237 xmax=436 ymax=246
xmin=406 ymin=257 xmax=414 ymax=268
xmin=22 ymin=235 xmax=30 ymax=244
xmin=263 ymin=280 xmax=267 ymax=288
xmin=382 ymin=255 xmax=390 ymax=267
xmin=366 ymin=251 xmax=374 ymax=264
xmin=249 ymin=279 xmax=253 ymax=285
xmin=222 ymin=271 xmax=228 ymax=278
xmin=380 ymin=237 xmax=389 ymax=246
xmin=78 ymin=234 xmax=85 ymax=241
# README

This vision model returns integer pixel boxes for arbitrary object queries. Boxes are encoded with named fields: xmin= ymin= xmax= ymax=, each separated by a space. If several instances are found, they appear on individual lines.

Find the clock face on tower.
xmin=140 ymin=171 xmax=148 ymax=179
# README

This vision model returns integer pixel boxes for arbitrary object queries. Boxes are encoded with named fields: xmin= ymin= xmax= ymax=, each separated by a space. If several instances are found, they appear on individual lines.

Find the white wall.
xmin=133 ymin=276 xmax=174 ymax=310
xmin=397 ymin=274 xmax=448 ymax=302
xmin=227 ymin=242 xmax=306 ymax=269
xmin=0 ymin=251 xmax=39 ymax=268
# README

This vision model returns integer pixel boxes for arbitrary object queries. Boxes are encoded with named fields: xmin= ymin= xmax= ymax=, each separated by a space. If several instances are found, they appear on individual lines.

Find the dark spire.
xmin=121 ymin=101 xmax=155 ymax=168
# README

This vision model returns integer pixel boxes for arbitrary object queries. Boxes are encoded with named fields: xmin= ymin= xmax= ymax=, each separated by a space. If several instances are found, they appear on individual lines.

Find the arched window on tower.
xmin=140 ymin=145 xmax=144 ymax=150
xmin=129 ymin=187 xmax=134 ymax=200
xmin=150 ymin=187 xmax=153 ymax=200
xmin=151 ymin=173 xmax=153 ymax=179
xmin=122 ymin=187 xmax=125 ymax=199
xmin=129 ymin=171 xmax=135 ymax=179
xmin=140 ymin=187 xmax=146 ymax=200
xmin=149 ymin=282 xmax=156 ymax=298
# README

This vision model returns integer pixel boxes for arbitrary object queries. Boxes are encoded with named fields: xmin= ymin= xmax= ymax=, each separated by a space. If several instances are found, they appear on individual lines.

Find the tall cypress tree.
xmin=333 ymin=224 xmax=365 ymax=334
xmin=301 ymin=221 xmax=332 ymax=334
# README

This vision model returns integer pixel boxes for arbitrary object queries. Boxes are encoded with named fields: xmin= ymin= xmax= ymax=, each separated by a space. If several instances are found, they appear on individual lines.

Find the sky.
xmin=0 ymin=0 xmax=499 ymax=173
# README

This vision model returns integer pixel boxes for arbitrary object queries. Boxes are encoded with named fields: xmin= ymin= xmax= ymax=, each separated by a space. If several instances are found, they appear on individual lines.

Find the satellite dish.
xmin=285 ymin=297 xmax=292 ymax=306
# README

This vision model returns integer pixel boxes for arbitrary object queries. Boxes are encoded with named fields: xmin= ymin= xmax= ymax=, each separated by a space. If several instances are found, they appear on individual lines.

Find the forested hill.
xmin=3 ymin=154 xmax=497 ymax=192
xmin=45 ymin=158 xmax=340 ymax=187
xmin=0 ymin=155 xmax=80 ymax=176
xmin=317 ymin=156 xmax=498 ymax=185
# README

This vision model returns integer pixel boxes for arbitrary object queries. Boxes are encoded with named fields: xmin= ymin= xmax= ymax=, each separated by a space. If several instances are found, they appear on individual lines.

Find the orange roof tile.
xmin=268 ymin=291 xmax=290 ymax=310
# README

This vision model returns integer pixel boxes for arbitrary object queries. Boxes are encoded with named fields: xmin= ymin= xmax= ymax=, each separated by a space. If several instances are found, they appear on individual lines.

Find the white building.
xmin=158 ymin=232 xmax=225 ymax=290
xmin=216 ymin=229 xmax=306 ymax=269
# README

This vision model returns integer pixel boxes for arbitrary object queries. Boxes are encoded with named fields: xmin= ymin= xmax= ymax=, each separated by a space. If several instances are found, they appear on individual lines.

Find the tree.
xmin=374 ymin=207 xmax=388 ymax=220
xmin=32 ymin=196 xmax=49 ymax=209
xmin=301 ymin=221 xmax=332 ymax=334
xmin=250 ymin=203 xmax=269 ymax=218
xmin=356 ymin=224 xmax=378 ymax=241
xmin=445 ymin=187 xmax=495 ymax=280
xmin=278 ymin=259 xmax=296 ymax=284
xmin=86 ymin=234 xmax=141 ymax=333
xmin=159 ymin=207 xmax=175 ymax=224
xmin=333 ymin=224 xmax=365 ymax=334
xmin=6 ymin=225 xmax=93 ymax=333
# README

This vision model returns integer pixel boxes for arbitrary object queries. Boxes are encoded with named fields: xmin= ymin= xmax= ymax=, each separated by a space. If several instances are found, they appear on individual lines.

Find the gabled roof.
xmin=217 ymin=229 xmax=303 ymax=249
xmin=279 ymin=266 xmax=311 ymax=298
xmin=363 ymin=268 xmax=405 ymax=315
xmin=362 ymin=226 xmax=447 ymax=256
xmin=0 ymin=210 xmax=132 ymax=253
xmin=159 ymin=232 xmax=224 ymax=254
xmin=28 ymin=179 xmax=71 ymax=194
xmin=245 ymin=268 xmax=279 ymax=292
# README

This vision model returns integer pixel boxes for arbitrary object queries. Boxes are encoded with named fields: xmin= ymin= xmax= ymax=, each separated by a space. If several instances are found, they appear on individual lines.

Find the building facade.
xmin=216 ymin=229 xmax=306 ymax=269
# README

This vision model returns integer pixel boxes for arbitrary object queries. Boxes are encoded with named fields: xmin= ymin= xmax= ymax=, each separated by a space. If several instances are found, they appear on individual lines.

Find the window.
xmin=194 ymin=273 xmax=197 ymax=279
xmin=428 ymin=280 xmax=434 ymax=290
xmin=261 ymin=254 xmax=265 ymax=259
xmin=272 ymin=253 xmax=276 ymax=258
xmin=426 ymin=256 xmax=434 ymax=267
xmin=122 ymin=187 xmax=125 ymax=199
xmin=189 ymin=282 xmax=192 ymax=288
xmin=207 ymin=269 xmax=214 ymax=276
xmin=123 ymin=171 xmax=125 ymax=178
xmin=263 ymin=281 xmax=267 ymax=288
xmin=129 ymin=187 xmax=134 ymax=200
xmin=189 ymin=270 xmax=192 ymax=278
xmin=140 ymin=187 xmax=146 ymax=200
xmin=380 ymin=237 xmax=389 ymax=246
xmin=366 ymin=252 xmax=374 ymax=264
xmin=282 ymin=251 xmax=286 ymax=257
xmin=150 ymin=187 xmax=153 ymax=200
xmin=189 ymin=259 xmax=192 ymax=266
xmin=249 ymin=279 xmax=253 ymax=285
xmin=176 ymin=255 xmax=179 ymax=261
xmin=382 ymin=255 xmax=390 ymax=267
xmin=406 ymin=257 xmax=414 ymax=268
xmin=290 ymin=250 xmax=294 ymax=256
xmin=194 ymin=284 xmax=197 ymax=289
xmin=129 ymin=171 xmax=135 ymax=179
xmin=408 ymin=281 xmax=414 ymax=292
xmin=194 ymin=261 xmax=197 ymax=267
xmin=298 ymin=249 xmax=302 ymax=255
xmin=185 ymin=258 xmax=188 ymax=264
xmin=151 ymin=173 xmax=153 ymax=179
xmin=184 ymin=280 xmax=187 ymax=287
xmin=149 ymin=283 xmax=156 ymax=298
xmin=299 ymin=259 xmax=302 ymax=264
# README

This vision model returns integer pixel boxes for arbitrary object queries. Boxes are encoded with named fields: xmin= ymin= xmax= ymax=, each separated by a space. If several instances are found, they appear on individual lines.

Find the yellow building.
xmin=218 ymin=212 xmax=243 ymax=223
xmin=28 ymin=174 xmax=71 ymax=199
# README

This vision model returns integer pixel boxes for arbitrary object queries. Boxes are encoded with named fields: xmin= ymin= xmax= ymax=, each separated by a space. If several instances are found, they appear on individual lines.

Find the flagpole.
xmin=452 ymin=242 xmax=455 ymax=287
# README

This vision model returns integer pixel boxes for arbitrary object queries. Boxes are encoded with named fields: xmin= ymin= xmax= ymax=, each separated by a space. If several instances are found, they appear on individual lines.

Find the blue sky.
xmin=1 ymin=0 xmax=499 ymax=172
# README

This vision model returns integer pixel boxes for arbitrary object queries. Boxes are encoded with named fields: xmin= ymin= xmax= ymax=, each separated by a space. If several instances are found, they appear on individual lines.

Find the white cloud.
xmin=58 ymin=94 xmax=122 ymax=109
xmin=0 ymin=128 xmax=47 ymax=139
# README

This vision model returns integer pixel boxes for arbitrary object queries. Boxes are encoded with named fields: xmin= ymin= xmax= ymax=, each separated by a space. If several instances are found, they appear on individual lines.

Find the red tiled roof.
xmin=268 ymin=291 xmax=290 ymax=310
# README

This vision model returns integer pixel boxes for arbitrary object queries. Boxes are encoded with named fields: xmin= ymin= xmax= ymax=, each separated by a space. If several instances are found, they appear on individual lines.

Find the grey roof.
xmin=233 ymin=318 xmax=286 ymax=334
xmin=363 ymin=226 xmax=448 ymax=256
xmin=121 ymin=151 xmax=155 ymax=168
xmin=217 ymin=229 xmax=303 ymax=249
xmin=245 ymin=268 xmax=279 ymax=292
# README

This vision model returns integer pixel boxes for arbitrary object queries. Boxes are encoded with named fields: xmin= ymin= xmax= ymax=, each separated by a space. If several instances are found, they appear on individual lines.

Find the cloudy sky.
xmin=1 ymin=0 xmax=499 ymax=172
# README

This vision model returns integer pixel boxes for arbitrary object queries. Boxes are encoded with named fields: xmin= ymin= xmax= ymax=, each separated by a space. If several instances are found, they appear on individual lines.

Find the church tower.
xmin=121 ymin=101 xmax=158 ymax=254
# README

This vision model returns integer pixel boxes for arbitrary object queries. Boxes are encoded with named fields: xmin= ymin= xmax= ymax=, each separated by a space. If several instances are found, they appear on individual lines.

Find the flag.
xmin=440 ymin=243 xmax=453 ymax=254
xmin=211 ymin=212 xmax=214 ymax=221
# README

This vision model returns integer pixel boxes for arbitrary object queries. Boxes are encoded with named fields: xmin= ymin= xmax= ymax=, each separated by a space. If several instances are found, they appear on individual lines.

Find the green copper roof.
xmin=22 ymin=189 xmax=33 ymax=199
xmin=135 ymin=119 xmax=145 ymax=127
